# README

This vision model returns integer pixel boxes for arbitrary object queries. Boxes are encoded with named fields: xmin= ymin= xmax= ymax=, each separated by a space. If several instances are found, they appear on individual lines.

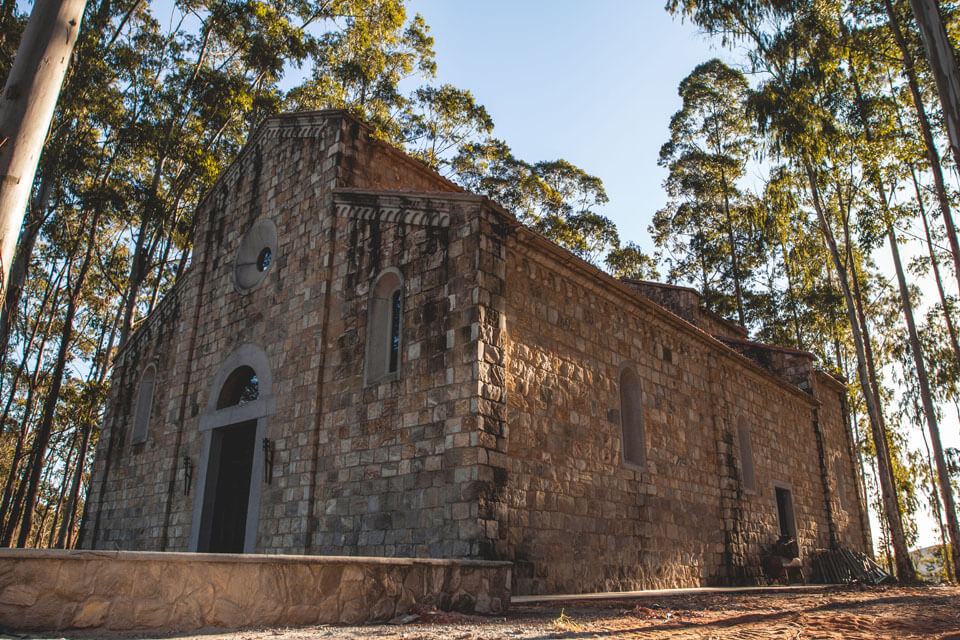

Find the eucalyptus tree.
xmin=116 ymin=0 xmax=338 ymax=346
xmin=287 ymin=3 xmax=435 ymax=141
xmin=605 ymin=242 xmax=660 ymax=280
xmin=751 ymin=165 xmax=846 ymax=357
xmin=666 ymin=0 xmax=919 ymax=581
xmin=880 ymin=0 xmax=960 ymax=315
xmin=907 ymin=0 xmax=960 ymax=174
xmin=654 ymin=58 xmax=758 ymax=326
xmin=838 ymin=0 xmax=960 ymax=577
xmin=403 ymin=84 xmax=494 ymax=173
xmin=452 ymin=140 xmax=620 ymax=264
xmin=0 ymin=0 xmax=87 ymax=311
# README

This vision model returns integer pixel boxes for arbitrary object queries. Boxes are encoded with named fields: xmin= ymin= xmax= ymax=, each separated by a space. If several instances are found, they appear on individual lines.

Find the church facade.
xmin=79 ymin=110 xmax=871 ymax=595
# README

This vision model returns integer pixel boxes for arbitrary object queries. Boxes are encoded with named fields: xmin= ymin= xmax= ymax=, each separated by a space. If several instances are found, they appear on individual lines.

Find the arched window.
xmin=619 ymin=367 xmax=646 ymax=467
xmin=365 ymin=270 xmax=403 ymax=384
xmin=737 ymin=416 xmax=757 ymax=492
xmin=131 ymin=364 xmax=157 ymax=446
xmin=833 ymin=455 xmax=847 ymax=511
xmin=216 ymin=366 xmax=259 ymax=409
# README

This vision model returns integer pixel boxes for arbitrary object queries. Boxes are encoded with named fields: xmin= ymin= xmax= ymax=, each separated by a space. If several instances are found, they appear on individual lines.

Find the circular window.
xmin=256 ymin=247 xmax=272 ymax=272
xmin=234 ymin=219 xmax=278 ymax=294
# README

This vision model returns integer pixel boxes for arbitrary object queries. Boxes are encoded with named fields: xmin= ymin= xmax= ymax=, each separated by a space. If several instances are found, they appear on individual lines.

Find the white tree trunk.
xmin=887 ymin=224 xmax=960 ymax=579
xmin=0 ymin=0 xmax=86 ymax=303
xmin=909 ymin=0 xmax=960 ymax=172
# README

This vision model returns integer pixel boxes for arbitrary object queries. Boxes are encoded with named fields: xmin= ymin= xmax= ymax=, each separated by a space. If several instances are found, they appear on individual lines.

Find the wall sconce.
xmin=263 ymin=437 xmax=274 ymax=484
xmin=183 ymin=455 xmax=193 ymax=495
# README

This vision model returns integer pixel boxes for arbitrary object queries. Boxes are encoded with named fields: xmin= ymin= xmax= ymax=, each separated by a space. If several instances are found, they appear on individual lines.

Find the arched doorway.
xmin=190 ymin=345 xmax=275 ymax=554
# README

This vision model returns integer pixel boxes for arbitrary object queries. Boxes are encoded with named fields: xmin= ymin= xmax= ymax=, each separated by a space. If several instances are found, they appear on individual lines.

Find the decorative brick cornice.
xmin=334 ymin=203 xmax=451 ymax=227
xmin=332 ymin=188 xmax=485 ymax=228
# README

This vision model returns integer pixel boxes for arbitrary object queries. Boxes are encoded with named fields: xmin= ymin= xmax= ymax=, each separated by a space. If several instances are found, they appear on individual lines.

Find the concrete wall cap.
xmin=0 ymin=548 xmax=513 ymax=568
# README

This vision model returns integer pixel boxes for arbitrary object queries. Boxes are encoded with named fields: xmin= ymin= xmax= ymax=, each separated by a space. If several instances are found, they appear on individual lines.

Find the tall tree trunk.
xmin=779 ymin=241 xmax=805 ymax=349
xmin=885 ymin=0 xmax=960 ymax=299
xmin=15 ymin=207 xmax=99 ymax=547
xmin=55 ymin=411 xmax=93 ymax=548
xmin=908 ymin=0 xmax=960 ymax=177
xmin=0 ymin=173 xmax=52 ymax=355
xmin=119 ymin=204 xmax=156 ymax=345
xmin=919 ymin=409 xmax=955 ymax=581
xmin=847 ymin=42 xmax=960 ymax=575
xmin=0 ymin=0 xmax=86 ymax=305
xmin=803 ymin=159 xmax=917 ymax=582
xmin=46 ymin=424 xmax=78 ymax=547
xmin=719 ymin=167 xmax=746 ymax=326
xmin=909 ymin=163 xmax=960 ymax=362
xmin=55 ymin=316 xmax=112 ymax=549
xmin=0 ymin=258 xmax=62 ymax=431
xmin=0 ymin=336 xmax=49 ymax=546
xmin=887 ymin=222 xmax=960 ymax=577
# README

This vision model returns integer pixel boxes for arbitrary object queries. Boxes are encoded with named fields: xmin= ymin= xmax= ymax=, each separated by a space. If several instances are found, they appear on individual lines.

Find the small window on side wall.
xmin=365 ymin=270 xmax=403 ymax=385
xmin=737 ymin=417 xmax=757 ymax=492
xmin=775 ymin=485 xmax=797 ymax=539
xmin=131 ymin=364 xmax=157 ymax=446
xmin=620 ymin=367 xmax=646 ymax=467
xmin=833 ymin=455 xmax=847 ymax=511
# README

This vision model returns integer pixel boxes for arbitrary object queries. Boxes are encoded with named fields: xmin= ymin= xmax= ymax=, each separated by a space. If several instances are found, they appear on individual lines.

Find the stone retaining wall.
xmin=0 ymin=549 xmax=511 ymax=632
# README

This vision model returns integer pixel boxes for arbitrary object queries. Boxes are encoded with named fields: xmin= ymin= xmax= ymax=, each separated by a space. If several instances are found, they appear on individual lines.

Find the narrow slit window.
xmin=131 ymin=365 xmax=157 ymax=446
xmin=737 ymin=418 xmax=757 ymax=492
xmin=389 ymin=288 xmax=402 ymax=374
xmin=619 ymin=367 xmax=646 ymax=467
xmin=833 ymin=456 xmax=847 ymax=511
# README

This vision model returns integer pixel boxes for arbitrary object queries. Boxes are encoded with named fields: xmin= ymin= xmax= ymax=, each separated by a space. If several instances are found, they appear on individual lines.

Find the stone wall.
xmin=84 ymin=114 xmax=349 ymax=553
xmin=308 ymin=189 xmax=501 ymax=559
xmin=620 ymin=279 xmax=748 ymax=340
xmin=81 ymin=111 xmax=500 ymax=561
xmin=79 ymin=109 xmax=870 ymax=599
xmin=621 ymin=279 xmax=700 ymax=326
xmin=717 ymin=337 xmax=815 ymax=393
xmin=81 ymin=270 xmax=200 ymax=551
xmin=812 ymin=371 xmax=872 ymax=554
xmin=493 ymin=228 xmax=868 ymax=595
xmin=0 ymin=549 xmax=511 ymax=632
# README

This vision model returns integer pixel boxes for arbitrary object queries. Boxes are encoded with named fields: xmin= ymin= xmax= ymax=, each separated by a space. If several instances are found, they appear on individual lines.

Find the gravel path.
xmin=6 ymin=584 xmax=959 ymax=640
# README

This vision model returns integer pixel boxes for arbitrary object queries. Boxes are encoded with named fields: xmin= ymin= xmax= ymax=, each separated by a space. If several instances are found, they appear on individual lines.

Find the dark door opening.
xmin=200 ymin=420 xmax=256 ymax=553
xmin=775 ymin=486 xmax=797 ymax=539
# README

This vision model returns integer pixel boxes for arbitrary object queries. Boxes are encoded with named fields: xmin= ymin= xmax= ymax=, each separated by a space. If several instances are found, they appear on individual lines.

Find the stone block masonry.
xmin=78 ymin=109 xmax=870 ymax=598
xmin=0 ymin=549 xmax=511 ymax=632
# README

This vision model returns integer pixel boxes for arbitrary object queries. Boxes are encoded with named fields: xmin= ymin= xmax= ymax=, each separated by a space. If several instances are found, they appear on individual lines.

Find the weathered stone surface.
xmin=72 ymin=597 xmax=110 ymax=628
xmin=0 ymin=584 xmax=39 ymax=607
xmin=0 ymin=550 xmax=511 ymax=632
xmin=77 ymin=109 xmax=869 ymax=599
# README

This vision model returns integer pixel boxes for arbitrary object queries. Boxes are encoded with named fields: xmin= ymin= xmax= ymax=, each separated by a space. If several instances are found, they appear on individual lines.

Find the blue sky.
xmin=408 ymin=1 xmax=733 ymax=256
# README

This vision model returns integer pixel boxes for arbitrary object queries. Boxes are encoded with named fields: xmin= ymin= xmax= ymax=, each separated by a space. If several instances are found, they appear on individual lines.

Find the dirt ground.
xmin=7 ymin=584 xmax=960 ymax=640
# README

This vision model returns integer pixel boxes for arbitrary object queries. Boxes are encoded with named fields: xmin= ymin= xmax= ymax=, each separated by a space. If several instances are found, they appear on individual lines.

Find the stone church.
xmin=79 ymin=110 xmax=871 ymax=595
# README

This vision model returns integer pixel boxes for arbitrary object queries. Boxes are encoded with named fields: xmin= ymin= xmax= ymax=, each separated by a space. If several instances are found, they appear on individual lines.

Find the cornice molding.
xmin=331 ymin=189 xmax=482 ymax=228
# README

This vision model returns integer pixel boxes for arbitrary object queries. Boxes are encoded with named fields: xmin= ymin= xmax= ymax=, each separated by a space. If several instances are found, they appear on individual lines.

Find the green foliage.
xmin=452 ymin=140 xmax=628 ymax=264
xmin=663 ymin=0 xmax=960 ymax=570
xmin=653 ymin=58 xmax=760 ymax=325
xmin=606 ymin=242 xmax=660 ymax=280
